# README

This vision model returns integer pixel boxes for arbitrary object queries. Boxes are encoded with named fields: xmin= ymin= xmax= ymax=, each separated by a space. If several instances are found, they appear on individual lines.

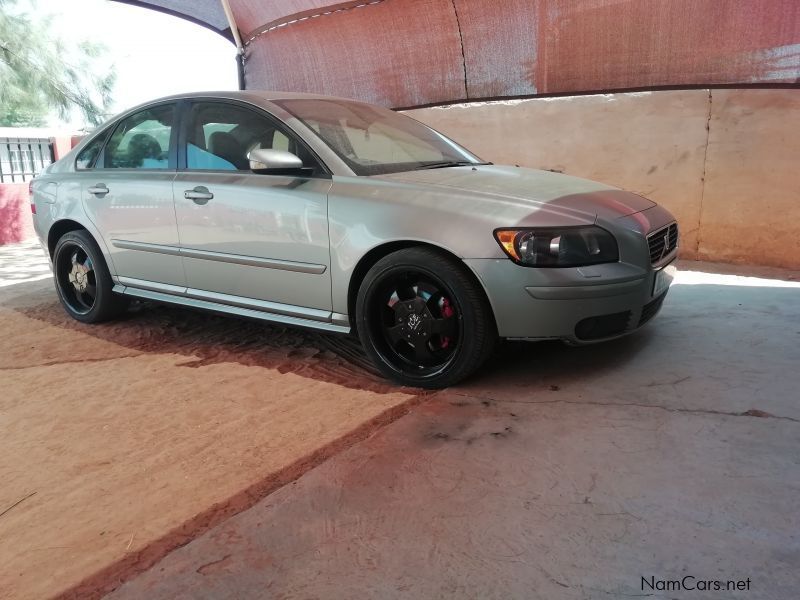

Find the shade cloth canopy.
xmin=113 ymin=0 xmax=234 ymax=39
xmin=112 ymin=0 xmax=800 ymax=108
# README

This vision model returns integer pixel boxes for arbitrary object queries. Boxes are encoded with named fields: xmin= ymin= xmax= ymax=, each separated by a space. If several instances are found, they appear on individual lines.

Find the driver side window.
xmin=185 ymin=102 xmax=324 ymax=176
xmin=104 ymin=105 xmax=175 ymax=169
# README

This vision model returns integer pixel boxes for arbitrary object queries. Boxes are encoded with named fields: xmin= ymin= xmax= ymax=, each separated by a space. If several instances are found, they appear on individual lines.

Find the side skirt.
xmin=113 ymin=284 xmax=351 ymax=335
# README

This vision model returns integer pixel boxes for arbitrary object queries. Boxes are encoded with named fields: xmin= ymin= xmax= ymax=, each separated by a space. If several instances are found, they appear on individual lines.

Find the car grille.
xmin=638 ymin=291 xmax=667 ymax=327
xmin=647 ymin=223 xmax=679 ymax=265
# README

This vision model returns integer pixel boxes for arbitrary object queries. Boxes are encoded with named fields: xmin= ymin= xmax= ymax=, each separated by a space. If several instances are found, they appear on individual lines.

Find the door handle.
xmin=87 ymin=184 xmax=108 ymax=195
xmin=184 ymin=186 xmax=213 ymax=204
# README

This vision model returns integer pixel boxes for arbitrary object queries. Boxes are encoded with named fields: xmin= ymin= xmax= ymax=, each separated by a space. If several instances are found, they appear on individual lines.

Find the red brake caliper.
xmin=439 ymin=297 xmax=454 ymax=349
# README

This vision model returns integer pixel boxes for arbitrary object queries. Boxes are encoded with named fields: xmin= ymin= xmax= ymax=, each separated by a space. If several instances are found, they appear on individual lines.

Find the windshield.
xmin=273 ymin=98 xmax=484 ymax=176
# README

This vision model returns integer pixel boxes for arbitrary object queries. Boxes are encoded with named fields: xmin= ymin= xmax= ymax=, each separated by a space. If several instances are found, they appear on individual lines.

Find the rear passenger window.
xmin=76 ymin=133 xmax=107 ymax=170
xmin=104 ymin=105 xmax=175 ymax=169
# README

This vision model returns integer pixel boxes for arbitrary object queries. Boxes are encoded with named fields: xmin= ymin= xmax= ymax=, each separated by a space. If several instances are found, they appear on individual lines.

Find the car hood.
xmin=374 ymin=165 xmax=655 ymax=224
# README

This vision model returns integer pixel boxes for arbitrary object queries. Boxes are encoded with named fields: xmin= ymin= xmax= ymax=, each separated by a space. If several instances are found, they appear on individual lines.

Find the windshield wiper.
xmin=414 ymin=160 xmax=487 ymax=170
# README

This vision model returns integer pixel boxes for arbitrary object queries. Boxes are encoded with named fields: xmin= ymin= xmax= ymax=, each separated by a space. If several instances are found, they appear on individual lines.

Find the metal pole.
xmin=0 ymin=139 xmax=6 ymax=184
xmin=220 ymin=0 xmax=246 ymax=90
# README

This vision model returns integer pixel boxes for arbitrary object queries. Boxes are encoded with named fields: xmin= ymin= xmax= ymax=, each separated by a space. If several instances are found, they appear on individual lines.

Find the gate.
xmin=0 ymin=137 xmax=54 ymax=183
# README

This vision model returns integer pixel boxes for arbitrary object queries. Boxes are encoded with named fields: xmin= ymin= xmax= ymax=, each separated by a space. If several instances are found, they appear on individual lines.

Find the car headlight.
xmin=494 ymin=226 xmax=619 ymax=267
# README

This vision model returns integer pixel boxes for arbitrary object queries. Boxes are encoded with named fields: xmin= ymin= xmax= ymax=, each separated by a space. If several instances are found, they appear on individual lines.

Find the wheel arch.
xmin=47 ymin=219 xmax=87 ymax=257
xmin=47 ymin=218 xmax=119 ymax=281
xmin=346 ymin=240 xmax=496 ymax=334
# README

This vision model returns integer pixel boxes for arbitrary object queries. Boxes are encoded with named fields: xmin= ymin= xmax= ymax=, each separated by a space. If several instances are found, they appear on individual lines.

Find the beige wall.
xmin=407 ymin=89 xmax=800 ymax=269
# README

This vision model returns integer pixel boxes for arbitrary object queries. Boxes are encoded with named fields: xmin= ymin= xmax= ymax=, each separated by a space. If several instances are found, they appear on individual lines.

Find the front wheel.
xmin=355 ymin=247 xmax=496 ymax=388
xmin=53 ymin=229 xmax=129 ymax=323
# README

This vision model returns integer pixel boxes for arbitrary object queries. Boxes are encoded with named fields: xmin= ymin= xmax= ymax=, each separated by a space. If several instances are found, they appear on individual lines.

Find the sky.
xmin=36 ymin=0 xmax=238 ymax=128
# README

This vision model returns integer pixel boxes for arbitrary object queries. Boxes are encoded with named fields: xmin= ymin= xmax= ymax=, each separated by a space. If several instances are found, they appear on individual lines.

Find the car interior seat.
xmin=127 ymin=133 xmax=162 ymax=167
xmin=208 ymin=131 xmax=248 ymax=170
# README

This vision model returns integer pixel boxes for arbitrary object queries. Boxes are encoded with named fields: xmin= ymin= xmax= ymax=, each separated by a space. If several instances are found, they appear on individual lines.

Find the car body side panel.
xmin=328 ymin=180 xmax=482 ymax=318
xmin=81 ymin=171 xmax=184 ymax=286
xmin=326 ymin=168 xmax=664 ymax=319
xmin=32 ymin=173 xmax=120 ymax=278
xmin=326 ymin=174 xmax=594 ymax=317
xmin=173 ymin=172 xmax=333 ymax=311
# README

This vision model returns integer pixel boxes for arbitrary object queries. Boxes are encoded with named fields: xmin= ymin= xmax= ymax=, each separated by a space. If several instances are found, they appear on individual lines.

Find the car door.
xmin=173 ymin=100 xmax=333 ymax=318
xmin=80 ymin=102 xmax=183 ymax=290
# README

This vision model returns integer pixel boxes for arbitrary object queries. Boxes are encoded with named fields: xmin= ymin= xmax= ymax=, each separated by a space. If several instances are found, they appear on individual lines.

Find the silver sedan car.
xmin=32 ymin=91 xmax=677 ymax=388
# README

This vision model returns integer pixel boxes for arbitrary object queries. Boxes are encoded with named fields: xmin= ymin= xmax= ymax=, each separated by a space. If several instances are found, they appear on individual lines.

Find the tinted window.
xmin=75 ymin=133 xmax=107 ymax=170
xmin=104 ymin=105 xmax=174 ymax=169
xmin=185 ymin=102 xmax=323 ymax=175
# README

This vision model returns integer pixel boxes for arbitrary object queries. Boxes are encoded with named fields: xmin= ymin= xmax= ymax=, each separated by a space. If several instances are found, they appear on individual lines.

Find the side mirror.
xmin=247 ymin=148 xmax=304 ymax=174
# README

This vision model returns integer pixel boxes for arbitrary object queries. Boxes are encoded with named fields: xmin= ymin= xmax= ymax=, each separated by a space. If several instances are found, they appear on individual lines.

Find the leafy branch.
xmin=0 ymin=0 xmax=116 ymax=126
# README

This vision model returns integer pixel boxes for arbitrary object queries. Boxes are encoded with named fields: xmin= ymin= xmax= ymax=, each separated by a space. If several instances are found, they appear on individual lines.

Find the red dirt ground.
xmin=0 ymin=278 xmax=420 ymax=600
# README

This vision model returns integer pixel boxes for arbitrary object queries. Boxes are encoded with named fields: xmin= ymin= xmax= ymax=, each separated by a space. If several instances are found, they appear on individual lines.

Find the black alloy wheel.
xmin=53 ymin=230 xmax=128 ymax=323
xmin=356 ymin=247 xmax=496 ymax=388
xmin=372 ymin=270 xmax=461 ymax=375
xmin=56 ymin=242 xmax=97 ymax=314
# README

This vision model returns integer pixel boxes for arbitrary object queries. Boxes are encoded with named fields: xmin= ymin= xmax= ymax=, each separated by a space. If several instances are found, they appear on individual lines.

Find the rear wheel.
xmin=356 ymin=247 xmax=496 ymax=388
xmin=53 ymin=230 xmax=128 ymax=323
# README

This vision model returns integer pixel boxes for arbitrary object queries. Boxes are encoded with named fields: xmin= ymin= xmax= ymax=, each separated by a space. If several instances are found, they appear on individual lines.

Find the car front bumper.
xmin=463 ymin=258 xmax=676 ymax=343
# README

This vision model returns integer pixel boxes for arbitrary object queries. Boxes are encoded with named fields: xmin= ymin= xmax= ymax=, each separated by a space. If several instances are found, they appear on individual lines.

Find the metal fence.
xmin=0 ymin=137 xmax=54 ymax=183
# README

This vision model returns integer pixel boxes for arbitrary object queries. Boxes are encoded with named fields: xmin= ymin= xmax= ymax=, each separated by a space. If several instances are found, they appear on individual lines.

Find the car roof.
xmin=63 ymin=90 xmax=366 ymax=177
xmin=105 ymin=91 xmax=376 ymax=128
xmin=137 ymin=90 xmax=366 ymax=107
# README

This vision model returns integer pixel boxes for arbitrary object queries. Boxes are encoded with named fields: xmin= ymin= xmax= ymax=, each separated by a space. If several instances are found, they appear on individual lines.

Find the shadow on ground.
xmin=10 ymin=278 xmax=800 ymax=418
xmin=8 ymin=279 xmax=651 ymax=391
xmin=14 ymin=293 xmax=396 ymax=392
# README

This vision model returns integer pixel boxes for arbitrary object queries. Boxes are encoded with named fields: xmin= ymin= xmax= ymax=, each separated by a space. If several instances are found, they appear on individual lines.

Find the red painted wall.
xmin=0 ymin=183 xmax=35 ymax=245
xmin=0 ymin=135 xmax=75 ymax=245
xmin=52 ymin=136 xmax=75 ymax=161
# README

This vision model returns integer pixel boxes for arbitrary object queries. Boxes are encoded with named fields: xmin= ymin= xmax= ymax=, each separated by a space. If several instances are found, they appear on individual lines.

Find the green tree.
xmin=0 ymin=0 xmax=115 ymax=127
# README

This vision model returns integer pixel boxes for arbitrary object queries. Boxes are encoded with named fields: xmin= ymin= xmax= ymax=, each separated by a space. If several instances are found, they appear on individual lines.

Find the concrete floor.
xmin=0 ymin=239 xmax=51 ymax=288
xmin=1 ymin=241 xmax=799 ymax=599
xmin=106 ymin=264 xmax=800 ymax=599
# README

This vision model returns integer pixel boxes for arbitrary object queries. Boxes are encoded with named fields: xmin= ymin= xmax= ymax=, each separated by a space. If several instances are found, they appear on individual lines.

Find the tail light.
xmin=29 ymin=179 xmax=36 ymax=214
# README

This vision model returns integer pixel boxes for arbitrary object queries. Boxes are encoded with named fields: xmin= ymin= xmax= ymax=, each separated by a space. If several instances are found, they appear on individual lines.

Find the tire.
xmin=52 ymin=229 xmax=129 ymax=323
xmin=355 ymin=247 xmax=496 ymax=388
